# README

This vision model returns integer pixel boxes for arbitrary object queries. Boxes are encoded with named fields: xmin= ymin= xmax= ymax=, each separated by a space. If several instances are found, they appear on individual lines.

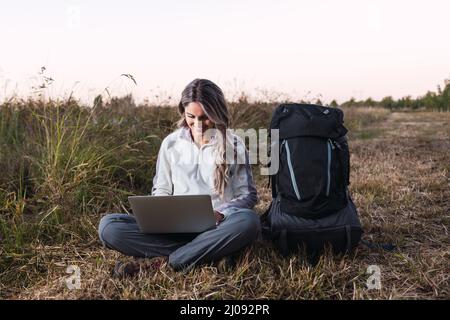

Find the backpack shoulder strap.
xmin=271 ymin=174 xmax=277 ymax=199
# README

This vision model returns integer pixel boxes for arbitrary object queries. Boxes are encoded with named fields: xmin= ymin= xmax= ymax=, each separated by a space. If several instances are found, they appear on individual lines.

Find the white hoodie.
xmin=151 ymin=126 xmax=258 ymax=218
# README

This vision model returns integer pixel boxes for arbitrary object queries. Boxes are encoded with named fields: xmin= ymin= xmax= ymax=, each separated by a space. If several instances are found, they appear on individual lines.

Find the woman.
xmin=98 ymin=79 xmax=260 ymax=276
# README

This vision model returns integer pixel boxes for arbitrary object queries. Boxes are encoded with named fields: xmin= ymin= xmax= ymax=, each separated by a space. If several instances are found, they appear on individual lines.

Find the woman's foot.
xmin=113 ymin=256 xmax=168 ymax=278
xmin=214 ymin=255 xmax=237 ymax=272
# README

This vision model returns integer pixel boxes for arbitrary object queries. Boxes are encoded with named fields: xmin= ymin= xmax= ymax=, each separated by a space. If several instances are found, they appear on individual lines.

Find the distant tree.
xmin=342 ymin=97 xmax=356 ymax=108
xmin=441 ymin=79 xmax=450 ymax=111
xmin=380 ymin=96 xmax=395 ymax=109
xmin=420 ymin=91 xmax=438 ymax=110
xmin=329 ymin=100 xmax=339 ymax=107
xmin=364 ymin=97 xmax=376 ymax=107
xmin=397 ymin=96 xmax=414 ymax=109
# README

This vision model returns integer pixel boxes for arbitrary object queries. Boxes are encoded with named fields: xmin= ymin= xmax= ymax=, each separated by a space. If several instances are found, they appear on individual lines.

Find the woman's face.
xmin=184 ymin=102 xmax=215 ymax=138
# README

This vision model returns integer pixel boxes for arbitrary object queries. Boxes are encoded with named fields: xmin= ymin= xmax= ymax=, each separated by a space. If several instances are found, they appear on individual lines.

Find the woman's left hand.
xmin=214 ymin=211 xmax=225 ymax=226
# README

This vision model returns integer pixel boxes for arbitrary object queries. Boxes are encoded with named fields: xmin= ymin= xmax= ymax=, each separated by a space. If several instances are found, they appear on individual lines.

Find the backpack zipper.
xmin=326 ymin=139 xmax=333 ymax=196
xmin=283 ymin=140 xmax=301 ymax=200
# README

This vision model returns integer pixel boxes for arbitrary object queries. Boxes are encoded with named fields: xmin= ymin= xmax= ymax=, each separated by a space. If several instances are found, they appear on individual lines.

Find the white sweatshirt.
xmin=151 ymin=126 xmax=258 ymax=218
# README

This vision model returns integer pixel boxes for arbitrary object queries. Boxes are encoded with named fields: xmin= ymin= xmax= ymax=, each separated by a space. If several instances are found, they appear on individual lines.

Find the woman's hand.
xmin=214 ymin=210 xmax=225 ymax=226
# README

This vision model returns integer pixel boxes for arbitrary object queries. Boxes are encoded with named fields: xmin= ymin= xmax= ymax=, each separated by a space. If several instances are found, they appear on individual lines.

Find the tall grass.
xmin=0 ymin=98 xmax=175 ymax=287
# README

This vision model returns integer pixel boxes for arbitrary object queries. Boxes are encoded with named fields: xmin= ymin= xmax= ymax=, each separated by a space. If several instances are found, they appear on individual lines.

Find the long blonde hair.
xmin=177 ymin=79 xmax=234 ymax=199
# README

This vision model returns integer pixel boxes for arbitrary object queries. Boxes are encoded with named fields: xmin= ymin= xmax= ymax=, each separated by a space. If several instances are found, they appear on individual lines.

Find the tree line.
xmin=328 ymin=79 xmax=450 ymax=111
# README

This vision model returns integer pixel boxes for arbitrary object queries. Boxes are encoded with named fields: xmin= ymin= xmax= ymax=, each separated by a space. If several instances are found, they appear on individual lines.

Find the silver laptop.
xmin=128 ymin=194 xmax=216 ymax=233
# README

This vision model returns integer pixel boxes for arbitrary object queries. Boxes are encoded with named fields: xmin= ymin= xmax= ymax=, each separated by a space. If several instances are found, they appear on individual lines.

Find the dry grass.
xmin=0 ymin=101 xmax=449 ymax=300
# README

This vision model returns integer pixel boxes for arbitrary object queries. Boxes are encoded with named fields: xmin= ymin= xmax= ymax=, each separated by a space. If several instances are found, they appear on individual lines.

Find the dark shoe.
xmin=113 ymin=257 xmax=168 ymax=278
xmin=214 ymin=255 xmax=237 ymax=272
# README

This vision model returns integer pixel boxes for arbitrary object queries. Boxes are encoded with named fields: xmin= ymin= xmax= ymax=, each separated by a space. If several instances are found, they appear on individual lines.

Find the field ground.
xmin=1 ymin=108 xmax=449 ymax=299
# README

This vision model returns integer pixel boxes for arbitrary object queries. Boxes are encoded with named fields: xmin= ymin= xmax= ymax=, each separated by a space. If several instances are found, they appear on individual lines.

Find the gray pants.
xmin=98 ymin=208 xmax=261 ymax=271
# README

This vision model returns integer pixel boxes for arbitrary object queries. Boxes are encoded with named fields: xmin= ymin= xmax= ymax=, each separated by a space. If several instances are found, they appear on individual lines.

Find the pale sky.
xmin=1 ymin=0 xmax=450 ymax=104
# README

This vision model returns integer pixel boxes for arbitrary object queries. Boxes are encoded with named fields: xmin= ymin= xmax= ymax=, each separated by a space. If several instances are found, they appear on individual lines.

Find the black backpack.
xmin=262 ymin=103 xmax=363 ymax=260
